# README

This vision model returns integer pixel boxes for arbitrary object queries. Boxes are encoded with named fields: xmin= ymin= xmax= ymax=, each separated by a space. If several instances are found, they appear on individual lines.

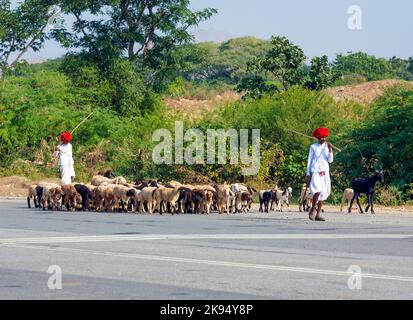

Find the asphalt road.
xmin=1 ymin=199 xmax=413 ymax=300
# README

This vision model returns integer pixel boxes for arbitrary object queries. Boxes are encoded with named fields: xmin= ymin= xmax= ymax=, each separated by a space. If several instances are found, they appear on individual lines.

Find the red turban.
xmin=60 ymin=131 xmax=73 ymax=143
xmin=312 ymin=127 xmax=330 ymax=139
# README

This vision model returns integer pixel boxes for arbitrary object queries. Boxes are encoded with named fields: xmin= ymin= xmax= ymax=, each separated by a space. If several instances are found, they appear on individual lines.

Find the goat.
xmin=102 ymin=185 xmax=117 ymax=212
xmin=74 ymin=184 xmax=94 ymax=211
xmin=62 ymin=184 xmax=82 ymax=211
xmin=97 ymin=169 xmax=115 ymax=178
xmin=50 ymin=186 xmax=64 ymax=210
xmin=299 ymin=185 xmax=313 ymax=212
xmin=35 ymin=186 xmax=44 ymax=209
xmin=214 ymin=183 xmax=234 ymax=214
xmin=259 ymin=190 xmax=273 ymax=213
xmin=231 ymin=184 xmax=256 ymax=212
xmin=197 ymin=189 xmax=214 ymax=214
xmin=37 ymin=183 xmax=60 ymax=210
xmin=349 ymin=171 xmax=384 ymax=214
xmin=93 ymin=185 xmax=109 ymax=212
xmin=153 ymin=186 xmax=185 ymax=214
xmin=181 ymin=189 xmax=203 ymax=214
xmin=113 ymin=185 xmax=137 ymax=212
xmin=27 ymin=185 xmax=39 ymax=208
xmin=91 ymin=175 xmax=128 ymax=186
xmin=273 ymin=187 xmax=293 ymax=212
xmin=235 ymin=192 xmax=252 ymax=213
xmin=139 ymin=187 xmax=158 ymax=214
xmin=340 ymin=188 xmax=355 ymax=212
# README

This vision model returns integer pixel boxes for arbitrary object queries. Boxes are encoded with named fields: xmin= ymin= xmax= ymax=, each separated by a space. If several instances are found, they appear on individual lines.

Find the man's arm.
xmin=306 ymin=145 xmax=314 ymax=176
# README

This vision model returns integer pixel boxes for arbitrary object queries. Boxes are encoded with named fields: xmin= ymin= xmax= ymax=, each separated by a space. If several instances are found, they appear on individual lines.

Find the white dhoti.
xmin=60 ymin=165 xmax=75 ymax=185
xmin=310 ymin=172 xmax=331 ymax=201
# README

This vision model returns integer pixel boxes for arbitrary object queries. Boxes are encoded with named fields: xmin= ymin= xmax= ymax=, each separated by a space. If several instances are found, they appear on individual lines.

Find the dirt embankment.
xmin=165 ymin=80 xmax=412 ymax=118
xmin=324 ymin=79 xmax=412 ymax=105
xmin=165 ymin=91 xmax=241 ymax=120
xmin=0 ymin=176 xmax=60 ymax=198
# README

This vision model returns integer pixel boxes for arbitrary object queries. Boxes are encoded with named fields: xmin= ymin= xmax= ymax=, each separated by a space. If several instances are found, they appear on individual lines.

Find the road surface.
xmin=0 ymin=200 xmax=412 ymax=299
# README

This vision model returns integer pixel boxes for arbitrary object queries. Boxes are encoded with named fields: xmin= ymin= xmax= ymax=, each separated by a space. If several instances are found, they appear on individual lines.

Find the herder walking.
xmin=305 ymin=127 xmax=333 ymax=221
xmin=54 ymin=131 xmax=75 ymax=185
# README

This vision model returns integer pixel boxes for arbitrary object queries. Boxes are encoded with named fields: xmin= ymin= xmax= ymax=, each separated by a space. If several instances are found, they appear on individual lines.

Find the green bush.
xmin=336 ymin=86 xmax=413 ymax=197
xmin=0 ymin=67 xmax=172 ymax=182
xmin=376 ymin=186 xmax=403 ymax=206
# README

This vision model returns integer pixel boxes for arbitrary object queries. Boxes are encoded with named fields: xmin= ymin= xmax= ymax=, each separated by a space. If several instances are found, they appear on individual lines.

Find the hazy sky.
xmin=22 ymin=0 xmax=413 ymax=61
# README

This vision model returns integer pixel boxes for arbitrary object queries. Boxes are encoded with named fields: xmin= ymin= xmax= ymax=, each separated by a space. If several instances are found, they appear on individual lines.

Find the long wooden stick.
xmin=285 ymin=128 xmax=342 ymax=152
xmin=71 ymin=112 xmax=94 ymax=134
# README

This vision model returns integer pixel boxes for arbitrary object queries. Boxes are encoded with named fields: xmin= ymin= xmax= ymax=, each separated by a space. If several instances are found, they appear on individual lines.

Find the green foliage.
xmin=333 ymin=52 xmax=394 ymax=81
xmin=0 ymin=0 xmax=64 ymax=72
xmin=59 ymin=55 xmax=148 ymax=115
xmin=237 ymin=37 xmax=338 ymax=98
xmin=336 ymin=86 xmax=413 ymax=199
xmin=376 ymin=185 xmax=403 ymax=206
xmin=0 ymin=67 xmax=171 ymax=181
xmin=259 ymin=36 xmax=306 ymax=90
xmin=389 ymin=56 xmax=413 ymax=81
xmin=55 ymin=0 xmax=216 ymax=89
xmin=305 ymin=56 xmax=339 ymax=90
xmin=185 ymin=37 xmax=272 ymax=84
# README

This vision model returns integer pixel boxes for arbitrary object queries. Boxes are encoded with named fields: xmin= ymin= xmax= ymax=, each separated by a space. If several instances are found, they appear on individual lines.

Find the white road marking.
xmin=3 ymin=243 xmax=413 ymax=283
xmin=0 ymin=233 xmax=412 ymax=244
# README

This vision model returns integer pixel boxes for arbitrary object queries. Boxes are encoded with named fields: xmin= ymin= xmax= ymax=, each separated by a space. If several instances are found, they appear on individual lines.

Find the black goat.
xmin=35 ymin=186 xmax=44 ymax=209
xmin=349 ymin=171 xmax=384 ymax=214
xmin=259 ymin=191 xmax=274 ymax=213
xmin=74 ymin=184 xmax=94 ymax=211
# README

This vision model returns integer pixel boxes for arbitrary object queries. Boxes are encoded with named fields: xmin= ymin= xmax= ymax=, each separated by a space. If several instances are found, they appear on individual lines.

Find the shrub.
xmin=376 ymin=186 xmax=403 ymax=206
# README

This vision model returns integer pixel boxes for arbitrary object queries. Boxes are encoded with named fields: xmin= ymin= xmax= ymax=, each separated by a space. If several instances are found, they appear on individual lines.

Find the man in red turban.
xmin=60 ymin=131 xmax=73 ymax=144
xmin=305 ymin=127 xmax=333 ymax=221
xmin=312 ymin=127 xmax=330 ymax=139
xmin=53 ymin=131 xmax=75 ymax=185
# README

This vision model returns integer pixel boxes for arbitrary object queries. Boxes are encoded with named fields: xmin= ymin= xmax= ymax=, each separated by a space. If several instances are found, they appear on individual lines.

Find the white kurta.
xmin=306 ymin=142 xmax=333 ymax=201
xmin=56 ymin=143 xmax=75 ymax=185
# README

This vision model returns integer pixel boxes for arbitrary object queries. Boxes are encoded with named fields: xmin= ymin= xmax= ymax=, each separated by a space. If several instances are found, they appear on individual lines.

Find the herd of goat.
xmin=26 ymin=172 xmax=294 ymax=215
xmin=26 ymin=170 xmax=385 ymax=215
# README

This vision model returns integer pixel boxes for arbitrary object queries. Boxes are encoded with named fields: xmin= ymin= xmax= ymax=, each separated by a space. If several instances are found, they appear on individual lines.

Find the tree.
xmin=259 ymin=36 xmax=306 ymax=90
xmin=237 ymin=36 xmax=337 ymax=98
xmin=305 ymin=55 xmax=339 ymax=90
xmin=236 ymin=36 xmax=306 ymax=98
xmin=333 ymin=52 xmax=393 ymax=81
xmin=389 ymin=56 xmax=413 ymax=81
xmin=0 ymin=0 xmax=62 ymax=77
xmin=184 ymin=37 xmax=272 ymax=83
xmin=57 ymin=1 xmax=216 ymax=67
